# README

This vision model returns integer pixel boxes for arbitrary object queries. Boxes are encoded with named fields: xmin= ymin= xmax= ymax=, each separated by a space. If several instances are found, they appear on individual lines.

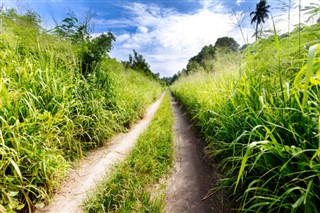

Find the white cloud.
xmin=137 ymin=26 xmax=148 ymax=33
xmin=116 ymin=33 xmax=131 ymax=42
xmin=236 ymin=0 xmax=245 ymax=6
xmin=7 ymin=0 xmax=319 ymax=78
xmin=110 ymin=2 xmax=238 ymax=77
xmin=110 ymin=0 xmax=319 ymax=77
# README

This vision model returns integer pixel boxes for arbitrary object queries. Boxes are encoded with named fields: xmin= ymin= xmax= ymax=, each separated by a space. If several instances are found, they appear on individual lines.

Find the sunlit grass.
xmin=171 ymin=23 xmax=320 ymax=212
xmin=83 ymin=92 xmax=174 ymax=213
xmin=0 ymin=11 xmax=163 ymax=212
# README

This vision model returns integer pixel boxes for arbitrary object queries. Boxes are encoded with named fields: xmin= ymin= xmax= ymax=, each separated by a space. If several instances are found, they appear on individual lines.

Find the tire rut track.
xmin=36 ymin=94 xmax=164 ymax=213
xmin=166 ymin=95 xmax=233 ymax=213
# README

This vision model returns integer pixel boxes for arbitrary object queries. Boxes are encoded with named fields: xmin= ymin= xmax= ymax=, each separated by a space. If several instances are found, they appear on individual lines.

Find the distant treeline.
xmin=162 ymin=36 xmax=240 ymax=85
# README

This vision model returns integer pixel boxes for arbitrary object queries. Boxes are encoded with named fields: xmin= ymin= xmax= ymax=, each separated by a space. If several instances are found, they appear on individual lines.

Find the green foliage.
xmin=84 ymin=92 xmax=174 ymax=212
xmin=126 ymin=50 xmax=161 ymax=83
xmin=187 ymin=44 xmax=216 ymax=73
xmin=54 ymin=14 xmax=83 ymax=42
xmin=0 ymin=10 xmax=162 ymax=212
xmin=160 ymin=76 xmax=172 ymax=86
xmin=54 ymin=13 xmax=116 ymax=75
xmin=182 ymin=37 xmax=240 ymax=76
xmin=171 ymin=22 xmax=320 ymax=212
xmin=80 ymin=32 xmax=116 ymax=75
xmin=105 ymin=59 xmax=163 ymax=128
xmin=170 ymin=72 xmax=181 ymax=85
xmin=128 ymin=49 xmax=151 ymax=73
xmin=214 ymin=36 xmax=240 ymax=52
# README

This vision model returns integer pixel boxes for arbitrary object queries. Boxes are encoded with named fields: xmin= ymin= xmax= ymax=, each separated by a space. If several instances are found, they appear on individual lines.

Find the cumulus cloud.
xmin=110 ymin=0 xmax=318 ymax=77
xmin=116 ymin=33 xmax=131 ymax=42
xmin=110 ymin=2 xmax=239 ymax=77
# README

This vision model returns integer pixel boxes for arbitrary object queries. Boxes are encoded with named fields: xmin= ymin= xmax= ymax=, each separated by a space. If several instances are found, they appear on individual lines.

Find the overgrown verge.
xmin=83 ymin=92 xmax=174 ymax=212
xmin=171 ymin=23 xmax=320 ymax=212
xmin=0 ymin=10 xmax=162 ymax=212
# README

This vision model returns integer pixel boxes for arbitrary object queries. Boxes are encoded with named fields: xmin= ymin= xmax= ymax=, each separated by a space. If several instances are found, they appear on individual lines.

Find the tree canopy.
xmin=54 ymin=13 xmax=115 ymax=75
xmin=183 ymin=36 xmax=239 ymax=75
xmin=128 ymin=49 xmax=152 ymax=74
xmin=126 ymin=49 xmax=161 ymax=81
xmin=214 ymin=37 xmax=240 ymax=52
xmin=250 ymin=0 xmax=271 ymax=41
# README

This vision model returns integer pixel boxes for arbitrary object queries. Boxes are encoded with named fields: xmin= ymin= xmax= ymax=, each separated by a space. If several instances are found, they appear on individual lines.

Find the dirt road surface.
xmin=36 ymin=95 xmax=164 ymax=213
xmin=166 ymin=96 xmax=232 ymax=213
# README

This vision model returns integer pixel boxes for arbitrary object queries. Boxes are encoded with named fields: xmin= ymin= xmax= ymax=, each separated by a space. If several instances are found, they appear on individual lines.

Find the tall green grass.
xmin=171 ymin=23 xmax=320 ymax=212
xmin=0 ymin=10 xmax=162 ymax=212
xmin=83 ymin=92 xmax=174 ymax=212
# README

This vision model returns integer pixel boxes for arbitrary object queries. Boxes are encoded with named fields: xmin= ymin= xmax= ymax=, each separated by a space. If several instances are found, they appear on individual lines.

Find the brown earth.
xmin=165 ymin=95 xmax=233 ymax=213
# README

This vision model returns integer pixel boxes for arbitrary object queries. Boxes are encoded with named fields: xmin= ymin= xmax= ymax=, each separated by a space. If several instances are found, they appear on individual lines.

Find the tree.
xmin=54 ymin=13 xmax=115 ymax=75
xmin=80 ymin=32 xmax=115 ymax=75
xmin=186 ymin=60 xmax=202 ymax=74
xmin=214 ymin=37 xmax=239 ymax=52
xmin=128 ymin=49 xmax=151 ymax=74
xmin=127 ymin=50 xmax=160 ymax=81
xmin=161 ymin=77 xmax=172 ymax=86
xmin=170 ymin=71 xmax=182 ymax=84
xmin=54 ymin=14 xmax=81 ymax=41
xmin=186 ymin=44 xmax=215 ymax=73
xmin=250 ymin=0 xmax=271 ymax=41
xmin=184 ymin=37 xmax=239 ymax=74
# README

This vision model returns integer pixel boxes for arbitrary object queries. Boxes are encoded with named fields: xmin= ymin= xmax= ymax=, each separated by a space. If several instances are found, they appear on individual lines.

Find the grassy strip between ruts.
xmin=83 ymin=92 xmax=174 ymax=212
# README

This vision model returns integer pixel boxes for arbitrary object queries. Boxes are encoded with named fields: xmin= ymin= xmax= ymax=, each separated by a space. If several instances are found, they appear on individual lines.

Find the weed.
xmin=83 ymin=92 xmax=174 ymax=213
xmin=171 ymin=23 xmax=320 ymax=212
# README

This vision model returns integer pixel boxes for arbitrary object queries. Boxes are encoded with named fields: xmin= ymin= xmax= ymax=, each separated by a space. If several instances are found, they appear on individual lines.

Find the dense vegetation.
xmin=125 ymin=49 xmax=161 ymax=81
xmin=84 ymin=92 xmax=174 ymax=212
xmin=0 ymin=10 xmax=162 ymax=212
xmin=168 ymin=36 xmax=239 ymax=85
xmin=53 ymin=13 xmax=116 ymax=76
xmin=171 ymin=22 xmax=320 ymax=212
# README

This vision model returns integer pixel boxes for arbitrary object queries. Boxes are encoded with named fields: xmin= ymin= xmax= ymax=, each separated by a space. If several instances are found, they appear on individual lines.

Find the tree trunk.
xmin=255 ymin=22 xmax=259 ymax=41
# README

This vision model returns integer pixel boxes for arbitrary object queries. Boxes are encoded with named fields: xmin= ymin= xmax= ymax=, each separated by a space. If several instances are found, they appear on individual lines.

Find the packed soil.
xmin=36 ymin=95 xmax=164 ymax=213
xmin=165 ymin=95 xmax=233 ymax=213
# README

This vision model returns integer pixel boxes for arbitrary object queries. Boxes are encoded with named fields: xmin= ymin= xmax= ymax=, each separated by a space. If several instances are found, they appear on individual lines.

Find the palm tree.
xmin=250 ymin=0 xmax=271 ymax=41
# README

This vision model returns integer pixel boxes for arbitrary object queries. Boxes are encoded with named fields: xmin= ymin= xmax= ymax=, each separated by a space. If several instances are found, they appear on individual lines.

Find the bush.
xmin=54 ymin=13 xmax=116 ymax=75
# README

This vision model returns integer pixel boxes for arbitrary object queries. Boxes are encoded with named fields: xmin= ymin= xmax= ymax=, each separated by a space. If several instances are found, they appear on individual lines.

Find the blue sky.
xmin=7 ymin=0 xmax=319 ymax=77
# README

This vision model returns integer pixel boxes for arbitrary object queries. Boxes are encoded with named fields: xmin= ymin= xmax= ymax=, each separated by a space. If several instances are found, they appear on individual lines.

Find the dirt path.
xmin=165 ymin=96 xmax=232 ymax=213
xmin=36 ymin=95 xmax=164 ymax=213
